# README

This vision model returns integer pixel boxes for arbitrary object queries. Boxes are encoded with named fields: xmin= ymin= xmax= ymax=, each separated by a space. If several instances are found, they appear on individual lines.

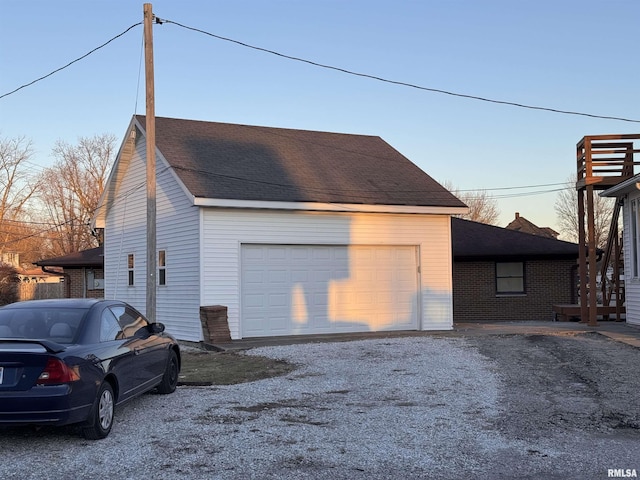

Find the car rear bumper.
xmin=0 ymin=385 xmax=92 ymax=426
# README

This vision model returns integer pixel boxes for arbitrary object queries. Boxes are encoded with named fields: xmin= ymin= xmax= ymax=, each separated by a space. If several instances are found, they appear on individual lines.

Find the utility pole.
xmin=144 ymin=3 xmax=157 ymax=322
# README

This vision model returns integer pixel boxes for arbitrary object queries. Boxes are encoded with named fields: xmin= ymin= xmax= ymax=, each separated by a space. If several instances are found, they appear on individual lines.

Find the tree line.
xmin=0 ymin=133 xmax=116 ymax=267
xmin=0 ymin=131 xmax=613 ymax=269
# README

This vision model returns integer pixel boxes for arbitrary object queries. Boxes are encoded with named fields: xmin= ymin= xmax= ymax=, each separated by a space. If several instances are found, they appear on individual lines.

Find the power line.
xmin=0 ymin=166 xmax=165 ymax=249
xmin=2 ymin=17 xmax=639 ymax=124
xmin=170 ymin=164 xmax=571 ymax=198
xmin=0 ymin=22 xmax=142 ymax=100
xmin=2 ymin=170 xmax=569 ymax=241
xmin=491 ymin=187 xmax=567 ymax=199
xmin=1 ymin=218 xmax=68 ymax=227
xmin=164 ymin=19 xmax=640 ymax=124
xmin=455 ymin=182 xmax=568 ymax=193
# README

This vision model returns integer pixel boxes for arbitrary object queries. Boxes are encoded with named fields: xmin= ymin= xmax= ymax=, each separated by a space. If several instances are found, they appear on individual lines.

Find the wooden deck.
xmin=552 ymin=304 xmax=625 ymax=322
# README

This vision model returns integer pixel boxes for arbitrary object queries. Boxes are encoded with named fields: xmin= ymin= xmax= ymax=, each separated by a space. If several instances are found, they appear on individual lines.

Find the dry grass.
xmin=178 ymin=350 xmax=296 ymax=386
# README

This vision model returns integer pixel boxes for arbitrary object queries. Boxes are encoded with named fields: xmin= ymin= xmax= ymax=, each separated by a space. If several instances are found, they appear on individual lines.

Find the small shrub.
xmin=0 ymin=263 xmax=19 ymax=306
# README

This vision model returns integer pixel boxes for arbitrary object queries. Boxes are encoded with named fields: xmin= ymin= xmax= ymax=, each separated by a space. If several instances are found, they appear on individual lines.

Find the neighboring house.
xmin=601 ymin=176 xmax=640 ymax=327
xmin=505 ymin=212 xmax=559 ymax=239
xmin=93 ymin=115 xmax=467 ymax=341
xmin=1 ymin=253 xmax=61 ymax=283
xmin=35 ymin=247 xmax=105 ymax=299
xmin=2 ymin=253 xmax=64 ymax=301
xmin=452 ymin=217 xmax=580 ymax=322
xmin=16 ymin=267 xmax=63 ymax=284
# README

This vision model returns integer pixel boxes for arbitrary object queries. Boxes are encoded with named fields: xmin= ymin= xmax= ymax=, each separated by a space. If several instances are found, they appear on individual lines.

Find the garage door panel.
xmin=313 ymin=292 xmax=328 ymax=307
xmin=244 ymin=293 xmax=265 ymax=308
xmin=267 ymin=247 xmax=286 ymax=260
xmin=243 ymin=269 xmax=264 ymax=284
xmin=291 ymin=270 xmax=308 ymax=282
xmin=312 ymin=248 xmax=332 ymax=260
xmin=241 ymin=245 xmax=419 ymax=337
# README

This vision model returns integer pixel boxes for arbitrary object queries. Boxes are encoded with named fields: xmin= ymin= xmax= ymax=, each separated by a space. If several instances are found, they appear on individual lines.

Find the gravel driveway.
xmin=1 ymin=332 xmax=639 ymax=479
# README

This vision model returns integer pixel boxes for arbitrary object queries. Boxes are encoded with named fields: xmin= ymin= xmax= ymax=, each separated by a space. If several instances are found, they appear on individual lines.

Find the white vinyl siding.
xmin=154 ymin=158 xmax=200 ymax=340
xmin=104 ymin=137 xmax=147 ymax=309
xmin=623 ymin=193 xmax=640 ymax=326
xmin=201 ymin=209 xmax=454 ymax=339
xmin=631 ymin=199 xmax=640 ymax=278
xmin=104 ymin=135 xmax=201 ymax=340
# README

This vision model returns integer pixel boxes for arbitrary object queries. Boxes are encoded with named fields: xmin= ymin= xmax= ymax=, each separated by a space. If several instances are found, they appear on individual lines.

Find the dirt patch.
xmin=178 ymin=350 xmax=296 ymax=385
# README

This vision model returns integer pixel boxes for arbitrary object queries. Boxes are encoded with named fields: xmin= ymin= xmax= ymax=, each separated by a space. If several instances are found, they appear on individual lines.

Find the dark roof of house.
xmin=35 ymin=246 xmax=104 ymax=268
xmin=37 ymin=220 xmax=580 ymax=267
xmin=505 ymin=213 xmax=559 ymax=239
xmin=136 ymin=115 xmax=466 ymax=208
xmin=452 ymin=217 xmax=580 ymax=260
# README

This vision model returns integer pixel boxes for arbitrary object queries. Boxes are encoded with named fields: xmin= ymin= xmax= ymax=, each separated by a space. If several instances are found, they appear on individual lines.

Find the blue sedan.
xmin=0 ymin=298 xmax=180 ymax=439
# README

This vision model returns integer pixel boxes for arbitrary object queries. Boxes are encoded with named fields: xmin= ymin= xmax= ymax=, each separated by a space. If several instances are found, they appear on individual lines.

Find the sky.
xmin=1 ymin=0 xmax=638 ymax=234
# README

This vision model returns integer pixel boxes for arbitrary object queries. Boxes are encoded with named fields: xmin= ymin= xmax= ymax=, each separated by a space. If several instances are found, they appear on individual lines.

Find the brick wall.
xmin=453 ymin=259 xmax=576 ymax=322
xmin=66 ymin=269 xmax=104 ymax=299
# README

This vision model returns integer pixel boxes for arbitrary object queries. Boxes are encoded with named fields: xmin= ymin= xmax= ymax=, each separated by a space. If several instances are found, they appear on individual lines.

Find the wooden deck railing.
xmin=576 ymin=134 xmax=640 ymax=190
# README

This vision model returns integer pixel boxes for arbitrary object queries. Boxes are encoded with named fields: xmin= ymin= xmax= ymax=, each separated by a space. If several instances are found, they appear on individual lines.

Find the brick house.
xmin=33 ymin=219 xmax=579 ymax=325
xmin=35 ymin=247 xmax=104 ymax=299
xmin=452 ymin=217 xmax=580 ymax=322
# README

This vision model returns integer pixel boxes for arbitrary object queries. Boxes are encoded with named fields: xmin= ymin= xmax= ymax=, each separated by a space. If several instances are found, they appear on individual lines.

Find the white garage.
xmin=241 ymin=244 xmax=419 ymax=337
xmin=98 ymin=116 xmax=467 ymax=341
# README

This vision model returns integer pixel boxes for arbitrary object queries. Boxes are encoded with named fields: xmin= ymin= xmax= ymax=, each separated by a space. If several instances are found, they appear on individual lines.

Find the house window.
xmin=496 ymin=262 xmax=525 ymax=294
xmin=158 ymin=250 xmax=166 ymax=286
xmin=127 ymin=254 xmax=135 ymax=286
xmin=632 ymin=200 xmax=639 ymax=278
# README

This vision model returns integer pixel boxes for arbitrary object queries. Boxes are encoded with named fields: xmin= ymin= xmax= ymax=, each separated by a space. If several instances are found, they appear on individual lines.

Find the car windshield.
xmin=0 ymin=307 xmax=88 ymax=344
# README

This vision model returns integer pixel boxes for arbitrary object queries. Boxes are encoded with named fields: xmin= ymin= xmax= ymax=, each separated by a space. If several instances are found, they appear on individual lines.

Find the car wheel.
xmin=82 ymin=382 xmax=115 ymax=440
xmin=157 ymin=350 xmax=179 ymax=394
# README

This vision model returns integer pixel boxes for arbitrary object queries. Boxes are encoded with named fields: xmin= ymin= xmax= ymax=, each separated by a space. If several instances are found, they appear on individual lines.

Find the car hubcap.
xmin=99 ymin=389 xmax=114 ymax=430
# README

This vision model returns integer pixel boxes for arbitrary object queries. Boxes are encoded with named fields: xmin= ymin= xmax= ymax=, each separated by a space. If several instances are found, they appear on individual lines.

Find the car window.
xmin=109 ymin=306 xmax=148 ymax=338
xmin=0 ymin=308 xmax=85 ymax=343
xmin=100 ymin=308 xmax=123 ymax=342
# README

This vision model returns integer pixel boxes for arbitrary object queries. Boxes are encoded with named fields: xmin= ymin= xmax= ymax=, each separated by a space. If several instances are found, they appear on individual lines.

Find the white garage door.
xmin=241 ymin=244 xmax=419 ymax=337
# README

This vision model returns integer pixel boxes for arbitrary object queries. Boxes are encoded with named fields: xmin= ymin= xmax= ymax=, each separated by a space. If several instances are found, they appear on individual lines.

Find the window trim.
xmin=158 ymin=249 xmax=166 ymax=286
xmin=127 ymin=253 xmax=135 ymax=286
xmin=495 ymin=261 xmax=525 ymax=295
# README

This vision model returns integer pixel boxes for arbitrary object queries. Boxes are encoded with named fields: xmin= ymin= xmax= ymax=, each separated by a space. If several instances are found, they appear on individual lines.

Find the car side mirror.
xmin=148 ymin=322 xmax=165 ymax=334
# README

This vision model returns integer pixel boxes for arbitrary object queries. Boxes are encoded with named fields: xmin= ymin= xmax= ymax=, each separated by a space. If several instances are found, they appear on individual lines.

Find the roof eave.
xmin=193 ymin=197 xmax=469 ymax=215
xmin=92 ymin=117 xmax=142 ymax=229
xmin=454 ymin=254 xmax=579 ymax=261
xmin=600 ymin=174 xmax=640 ymax=197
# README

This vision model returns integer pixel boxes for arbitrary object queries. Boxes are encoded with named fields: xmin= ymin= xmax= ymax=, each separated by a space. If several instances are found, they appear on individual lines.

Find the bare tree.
xmin=37 ymin=134 xmax=116 ymax=256
xmin=554 ymin=174 xmax=614 ymax=250
xmin=442 ymin=181 xmax=501 ymax=225
xmin=0 ymin=135 xmax=41 ymax=263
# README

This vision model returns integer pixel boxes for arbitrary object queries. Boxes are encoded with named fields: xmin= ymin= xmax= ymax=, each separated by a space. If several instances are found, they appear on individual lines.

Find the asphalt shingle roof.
xmin=35 ymin=246 xmax=104 ymax=268
xmin=452 ymin=217 xmax=580 ymax=260
xmin=136 ymin=115 xmax=466 ymax=208
xmin=505 ymin=214 xmax=559 ymax=239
